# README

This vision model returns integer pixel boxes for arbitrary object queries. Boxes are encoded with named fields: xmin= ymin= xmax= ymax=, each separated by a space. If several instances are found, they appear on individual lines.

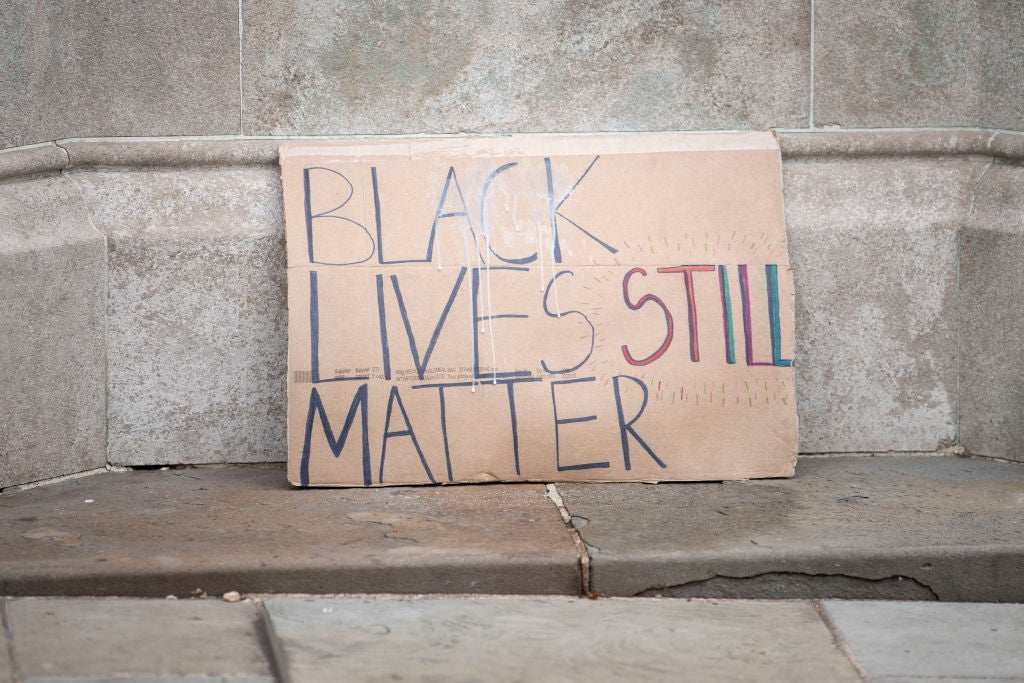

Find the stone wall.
xmin=1 ymin=1 xmax=1022 ymax=487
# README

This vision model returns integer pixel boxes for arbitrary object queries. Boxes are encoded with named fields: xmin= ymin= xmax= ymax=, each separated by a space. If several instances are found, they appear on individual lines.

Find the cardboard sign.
xmin=281 ymin=133 xmax=796 ymax=487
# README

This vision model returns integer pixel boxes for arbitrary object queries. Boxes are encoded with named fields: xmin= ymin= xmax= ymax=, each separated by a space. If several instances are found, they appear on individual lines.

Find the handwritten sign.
xmin=281 ymin=133 xmax=796 ymax=486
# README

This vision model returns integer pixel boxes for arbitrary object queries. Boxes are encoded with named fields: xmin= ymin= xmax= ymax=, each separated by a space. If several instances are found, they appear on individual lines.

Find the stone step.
xmin=1 ymin=455 xmax=1022 ymax=600
xmin=561 ymin=454 xmax=1024 ymax=601
xmin=3 ymin=596 xmax=1024 ymax=682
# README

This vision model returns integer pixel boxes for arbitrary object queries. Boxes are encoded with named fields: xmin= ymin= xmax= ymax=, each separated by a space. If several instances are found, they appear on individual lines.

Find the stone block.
xmin=71 ymin=167 xmax=287 ymax=465
xmin=782 ymin=156 xmax=969 ymax=452
xmin=815 ymin=0 xmax=1024 ymax=129
xmin=823 ymin=601 xmax=1024 ymax=682
xmin=960 ymin=161 xmax=1024 ymax=462
xmin=0 ymin=176 xmax=106 ymax=488
xmin=242 ymin=0 xmax=809 ymax=135
xmin=6 ymin=598 xmax=273 ymax=681
xmin=0 ymin=602 xmax=11 ymax=683
xmin=557 ymin=455 xmax=1024 ymax=600
xmin=0 ymin=465 xmax=580 ymax=596
xmin=265 ymin=597 xmax=861 ymax=683
xmin=0 ymin=1 xmax=239 ymax=148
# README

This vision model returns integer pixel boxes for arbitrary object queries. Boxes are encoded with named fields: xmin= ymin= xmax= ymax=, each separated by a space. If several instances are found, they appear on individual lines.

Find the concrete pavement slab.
xmin=265 ymin=596 xmax=862 ymax=683
xmin=823 ymin=600 xmax=1024 ymax=682
xmin=0 ymin=465 xmax=579 ymax=596
xmin=557 ymin=455 xmax=1024 ymax=600
xmin=0 ymin=601 xmax=12 ymax=683
xmin=6 ymin=598 xmax=273 ymax=682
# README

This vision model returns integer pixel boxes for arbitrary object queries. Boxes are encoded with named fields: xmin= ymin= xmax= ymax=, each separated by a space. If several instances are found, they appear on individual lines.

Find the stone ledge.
xmin=0 ymin=142 xmax=68 ymax=181
xmin=558 ymin=455 xmax=1024 ymax=601
xmin=777 ymin=128 xmax=1024 ymax=160
xmin=1 ymin=456 xmax=1021 ymax=601
xmin=0 ymin=465 xmax=581 ymax=597
xmin=0 ymin=130 xmax=1022 ymax=177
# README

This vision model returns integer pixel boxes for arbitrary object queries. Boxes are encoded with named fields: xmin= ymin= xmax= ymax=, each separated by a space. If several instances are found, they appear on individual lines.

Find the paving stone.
xmin=6 ymin=598 xmax=273 ymax=681
xmin=783 ymin=157 xmax=970 ymax=453
xmin=70 ymin=167 xmax=287 ymax=466
xmin=815 ymin=0 xmax=1024 ymax=129
xmin=823 ymin=601 xmax=1024 ymax=682
xmin=0 ymin=176 xmax=106 ymax=489
xmin=266 ymin=596 xmax=861 ymax=683
xmin=0 ymin=465 xmax=579 ymax=596
xmin=0 ymin=601 xmax=12 ymax=683
xmin=960 ymin=161 xmax=1024 ymax=463
xmin=242 ymin=0 xmax=809 ymax=135
xmin=0 ymin=1 xmax=239 ymax=149
xmin=557 ymin=455 xmax=1024 ymax=600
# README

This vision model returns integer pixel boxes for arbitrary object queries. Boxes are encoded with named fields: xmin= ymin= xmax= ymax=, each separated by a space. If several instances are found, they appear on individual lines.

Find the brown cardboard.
xmin=281 ymin=133 xmax=796 ymax=486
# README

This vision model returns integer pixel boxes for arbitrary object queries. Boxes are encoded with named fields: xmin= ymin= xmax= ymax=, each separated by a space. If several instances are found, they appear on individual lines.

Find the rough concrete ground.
xmin=2 ymin=596 xmax=1023 ymax=682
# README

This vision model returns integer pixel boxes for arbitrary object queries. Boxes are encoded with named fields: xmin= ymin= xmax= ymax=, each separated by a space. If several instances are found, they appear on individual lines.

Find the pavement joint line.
xmin=544 ymin=483 xmax=591 ymax=596
xmin=0 ymin=466 xmax=122 ymax=495
xmin=814 ymin=600 xmax=869 ymax=682
xmin=256 ymin=600 xmax=290 ymax=683
xmin=1 ymin=599 xmax=24 ymax=683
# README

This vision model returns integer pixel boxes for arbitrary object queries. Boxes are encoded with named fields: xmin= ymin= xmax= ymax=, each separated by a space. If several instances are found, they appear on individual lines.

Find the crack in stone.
xmin=544 ymin=484 xmax=592 ymax=596
xmin=1 ymin=599 xmax=24 ymax=683
xmin=635 ymin=571 xmax=941 ymax=601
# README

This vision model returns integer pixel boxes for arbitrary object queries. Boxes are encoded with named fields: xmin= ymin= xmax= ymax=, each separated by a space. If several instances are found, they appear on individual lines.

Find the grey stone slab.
xmin=70 ymin=167 xmax=286 ymax=465
xmin=976 ymin=4 xmax=1024 ymax=132
xmin=242 ymin=0 xmax=809 ymax=135
xmin=557 ymin=455 xmax=1024 ymax=600
xmin=7 ymin=598 xmax=273 ymax=681
xmin=960 ymin=161 xmax=1024 ymax=463
xmin=266 ymin=597 xmax=861 ymax=683
xmin=0 ymin=601 xmax=12 ymax=683
xmin=814 ymin=1 xmax=1024 ymax=129
xmin=0 ymin=176 xmax=106 ymax=489
xmin=0 ymin=465 xmax=580 ymax=596
xmin=783 ymin=157 xmax=970 ymax=453
xmin=0 ymin=1 xmax=239 ymax=149
xmin=823 ymin=601 xmax=1024 ymax=682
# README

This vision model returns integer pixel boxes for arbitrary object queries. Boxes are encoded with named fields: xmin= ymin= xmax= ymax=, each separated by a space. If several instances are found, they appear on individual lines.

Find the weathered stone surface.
xmin=0 ymin=143 xmax=68 ymax=181
xmin=266 ymin=597 xmax=861 ymax=683
xmin=0 ymin=2 xmax=239 ymax=149
xmin=0 ymin=176 xmax=106 ymax=488
xmin=0 ymin=602 xmax=11 ymax=683
xmin=0 ymin=465 xmax=580 ymax=596
xmin=783 ymin=156 xmax=971 ymax=453
xmin=557 ymin=455 xmax=1024 ymax=600
xmin=242 ymin=0 xmax=810 ymax=135
xmin=777 ymin=129 xmax=998 ymax=160
xmin=7 ymin=598 xmax=273 ymax=681
xmin=960 ymin=161 xmax=1024 ymax=462
xmin=814 ymin=0 xmax=1024 ymax=129
xmin=71 ymin=167 xmax=286 ymax=465
xmin=61 ymin=138 xmax=282 ymax=170
xmin=977 ymin=5 xmax=1024 ymax=132
xmin=823 ymin=601 xmax=1024 ymax=682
